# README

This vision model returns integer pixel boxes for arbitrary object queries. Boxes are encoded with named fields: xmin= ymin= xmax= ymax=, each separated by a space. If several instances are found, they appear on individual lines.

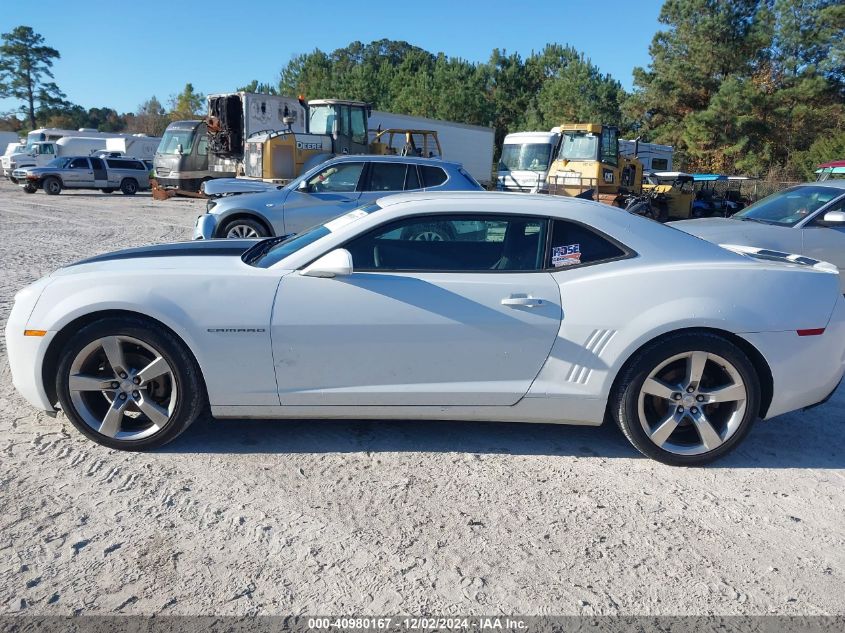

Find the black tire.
xmin=23 ymin=184 xmax=37 ymax=194
xmin=611 ymin=332 xmax=760 ymax=466
xmin=219 ymin=217 xmax=269 ymax=239
xmin=43 ymin=176 xmax=62 ymax=195
xmin=101 ymin=188 xmax=115 ymax=194
xmin=120 ymin=178 xmax=138 ymax=195
xmin=55 ymin=316 xmax=206 ymax=451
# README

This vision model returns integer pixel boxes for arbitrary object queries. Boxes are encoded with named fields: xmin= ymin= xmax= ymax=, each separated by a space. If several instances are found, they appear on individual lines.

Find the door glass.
xmin=339 ymin=105 xmax=351 ymax=137
xmin=90 ymin=157 xmax=104 ymax=170
xmin=600 ymin=127 xmax=618 ymax=166
xmin=197 ymin=136 xmax=208 ymax=155
xmin=345 ymin=214 xmax=547 ymax=271
xmin=367 ymin=163 xmax=407 ymax=191
xmin=350 ymin=107 xmax=367 ymax=144
xmin=69 ymin=158 xmax=89 ymax=169
xmin=306 ymin=162 xmax=364 ymax=192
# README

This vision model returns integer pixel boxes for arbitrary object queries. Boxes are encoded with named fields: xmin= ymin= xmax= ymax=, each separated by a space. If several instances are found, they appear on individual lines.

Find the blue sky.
xmin=1 ymin=0 xmax=663 ymax=116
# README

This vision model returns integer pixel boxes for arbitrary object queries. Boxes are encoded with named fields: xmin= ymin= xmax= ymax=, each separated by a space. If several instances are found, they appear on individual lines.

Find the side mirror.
xmin=331 ymin=119 xmax=339 ymax=138
xmin=821 ymin=210 xmax=845 ymax=225
xmin=297 ymin=180 xmax=309 ymax=192
xmin=176 ymin=143 xmax=183 ymax=155
xmin=300 ymin=248 xmax=353 ymax=278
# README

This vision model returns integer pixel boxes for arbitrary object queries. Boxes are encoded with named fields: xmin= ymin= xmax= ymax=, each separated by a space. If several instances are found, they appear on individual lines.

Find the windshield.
xmin=249 ymin=203 xmax=382 ymax=269
xmin=558 ymin=132 xmax=598 ymax=161
xmin=158 ymin=129 xmax=195 ymax=155
xmin=499 ymin=143 xmax=554 ymax=172
xmin=733 ymin=185 xmax=843 ymax=226
xmin=309 ymin=105 xmax=335 ymax=135
xmin=46 ymin=157 xmax=69 ymax=168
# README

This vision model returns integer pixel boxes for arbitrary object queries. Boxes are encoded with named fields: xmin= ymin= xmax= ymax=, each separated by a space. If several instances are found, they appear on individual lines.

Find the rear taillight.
xmin=797 ymin=328 xmax=825 ymax=336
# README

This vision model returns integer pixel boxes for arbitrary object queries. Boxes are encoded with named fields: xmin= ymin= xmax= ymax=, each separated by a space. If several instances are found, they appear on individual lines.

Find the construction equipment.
xmin=241 ymin=97 xmax=444 ymax=182
xmin=625 ymin=172 xmax=694 ymax=221
xmin=546 ymin=123 xmax=643 ymax=206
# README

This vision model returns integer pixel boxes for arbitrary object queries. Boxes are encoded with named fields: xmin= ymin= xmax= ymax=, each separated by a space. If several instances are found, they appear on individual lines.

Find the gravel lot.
xmin=1 ymin=179 xmax=844 ymax=616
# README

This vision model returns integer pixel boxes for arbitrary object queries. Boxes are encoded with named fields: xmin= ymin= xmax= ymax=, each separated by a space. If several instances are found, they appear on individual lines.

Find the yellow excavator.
xmin=546 ymin=123 xmax=643 ymax=206
xmin=241 ymin=99 xmax=441 ymax=183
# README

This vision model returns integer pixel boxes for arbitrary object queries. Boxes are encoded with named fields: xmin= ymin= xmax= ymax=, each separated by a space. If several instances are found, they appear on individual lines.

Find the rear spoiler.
xmin=719 ymin=243 xmax=839 ymax=273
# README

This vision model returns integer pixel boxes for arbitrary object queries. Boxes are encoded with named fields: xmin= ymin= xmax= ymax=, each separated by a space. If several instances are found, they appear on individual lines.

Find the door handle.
xmin=501 ymin=297 xmax=546 ymax=307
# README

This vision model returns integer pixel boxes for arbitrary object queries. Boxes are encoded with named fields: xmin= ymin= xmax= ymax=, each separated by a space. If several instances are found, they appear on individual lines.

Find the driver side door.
xmin=281 ymin=161 xmax=365 ymax=234
xmin=271 ymin=214 xmax=563 ymax=406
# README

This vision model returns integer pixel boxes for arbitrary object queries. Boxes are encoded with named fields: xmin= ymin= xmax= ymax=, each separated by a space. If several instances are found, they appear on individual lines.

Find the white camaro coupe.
xmin=6 ymin=193 xmax=845 ymax=465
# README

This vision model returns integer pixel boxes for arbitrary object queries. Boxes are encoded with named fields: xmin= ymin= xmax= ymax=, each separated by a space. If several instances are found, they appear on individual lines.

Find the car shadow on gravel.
xmin=163 ymin=400 xmax=845 ymax=468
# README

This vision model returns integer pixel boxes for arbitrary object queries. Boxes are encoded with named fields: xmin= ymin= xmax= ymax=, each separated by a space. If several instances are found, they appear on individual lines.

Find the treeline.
xmin=3 ymin=1 xmax=843 ymax=179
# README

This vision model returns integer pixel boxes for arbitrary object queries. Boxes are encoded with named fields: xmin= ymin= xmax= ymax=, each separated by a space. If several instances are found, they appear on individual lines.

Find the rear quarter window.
xmin=547 ymin=219 xmax=628 ymax=269
xmin=106 ymin=159 xmax=145 ymax=170
xmin=421 ymin=165 xmax=448 ymax=188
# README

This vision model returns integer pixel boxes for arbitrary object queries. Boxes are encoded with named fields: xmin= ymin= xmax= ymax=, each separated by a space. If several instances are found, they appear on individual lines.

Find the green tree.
xmin=0 ymin=26 xmax=66 ymax=129
xmin=132 ymin=96 xmax=169 ymax=136
xmin=169 ymin=83 xmax=205 ymax=119
xmin=236 ymin=80 xmax=277 ymax=95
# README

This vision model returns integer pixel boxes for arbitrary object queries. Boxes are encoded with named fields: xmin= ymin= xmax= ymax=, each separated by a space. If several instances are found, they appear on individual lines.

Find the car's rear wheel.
xmin=221 ymin=217 xmax=268 ymax=239
xmin=56 ymin=317 xmax=206 ymax=450
xmin=612 ymin=332 xmax=760 ymax=466
xmin=43 ymin=177 xmax=62 ymax=195
xmin=120 ymin=178 xmax=138 ymax=195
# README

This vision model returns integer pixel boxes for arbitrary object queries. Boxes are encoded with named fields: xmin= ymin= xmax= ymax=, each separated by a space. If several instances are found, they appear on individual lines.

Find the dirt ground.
xmin=0 ymin=179 xmax=843 ymax=616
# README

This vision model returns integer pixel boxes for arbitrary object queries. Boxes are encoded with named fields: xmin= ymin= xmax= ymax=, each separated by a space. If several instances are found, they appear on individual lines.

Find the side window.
xmin=69 ymin=158 xmax=90 ymax=169
xmin=600 ymin=127 xmax=619 ymax=167
xmin=43 ymin=144 xmax=55 ymax=155
xmin=89 ymin=157 xmax=104 ymax=170
xmin=404 ymin=165 xmax=421 ymax=190
xmin=197 ymin=136 xmax=208 ymax=156
xmin=652 ymin=158 xmax=669 ymax=170
xmin=339 ymin=105 xmax=351 ymax=137
xmin=547 ymin=220 xmax=626 ymax=269
xmin=345 ymin=214 xmax=547 ymax=272
xmin=350 ymin=107 xmax=367 ymax=145
xmin=367 ymin=162 xmax=407 ymax=191
xmin=305 ymin=162 xmax=364 ymax=193
xmin=420 ymin=165 xmax=448 ymax=188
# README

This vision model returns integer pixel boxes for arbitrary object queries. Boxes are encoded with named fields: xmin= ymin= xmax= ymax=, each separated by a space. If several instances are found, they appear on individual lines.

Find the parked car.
xmin=13 ymin=156 xmax=150 ymax=195
xmin=7 ymin=193 xmax=845 ymax=465
xmin=673 ymin=181 xmax=845 ymax=292
xmin=194 ymin=155 xmax=483 ymax=239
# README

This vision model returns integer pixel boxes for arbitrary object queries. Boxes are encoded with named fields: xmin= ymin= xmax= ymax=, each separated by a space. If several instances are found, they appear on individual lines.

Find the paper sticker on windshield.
xmin=324 ymin=209 xmax=368 ymax=232
xmin=552 ymin=244 xmax=581 ymax=267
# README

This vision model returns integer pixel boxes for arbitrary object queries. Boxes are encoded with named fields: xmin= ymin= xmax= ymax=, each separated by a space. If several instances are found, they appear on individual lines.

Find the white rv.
xmin=619 ymin=139 xmax=674 ymax=171
xmin=496 ymin=130 xmax=561 ymax=193
xmin=103 ymin=136 xmax=161 ymax=161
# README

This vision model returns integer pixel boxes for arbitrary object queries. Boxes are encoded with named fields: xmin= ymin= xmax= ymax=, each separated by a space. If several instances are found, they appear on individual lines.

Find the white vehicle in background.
xmin=6 ymin=192 xmax=844 ymax=465
xmin=497 ymin=130 xmax=560 ymax=193
xmin=3 ymin=140 xmax=24 ymax=159
xmin=102 ymin=136 xmax=161 ymax=162
xmin=620 ymin=139 xmax=674 ymax=172
xmin=3 ymin=129 xmax=155 ymax=179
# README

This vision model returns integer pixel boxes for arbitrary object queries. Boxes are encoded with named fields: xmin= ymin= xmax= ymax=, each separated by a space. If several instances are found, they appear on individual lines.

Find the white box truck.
xmin=6 ymin=137 xmax=110 ymax=181
xmin=104 ymin=135 xmax=161 ymax=161
xmin=368 ymin=110 xmax=495 ymax=186
xmin=619 ymin=139 xmax=674 ymax=171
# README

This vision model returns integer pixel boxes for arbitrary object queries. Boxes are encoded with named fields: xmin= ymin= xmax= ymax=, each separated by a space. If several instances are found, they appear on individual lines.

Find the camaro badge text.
xmin=207 ymin=328 xmax=266 ymax=333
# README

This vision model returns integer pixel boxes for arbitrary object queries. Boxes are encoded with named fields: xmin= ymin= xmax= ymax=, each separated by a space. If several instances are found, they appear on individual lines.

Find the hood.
xmin=669 ymin=217 xmax=792 ymax=244
xmin=54 ymin=240 xmax=257 ymax=276
xmin=203 ymin=178 xmax=285 ymax=197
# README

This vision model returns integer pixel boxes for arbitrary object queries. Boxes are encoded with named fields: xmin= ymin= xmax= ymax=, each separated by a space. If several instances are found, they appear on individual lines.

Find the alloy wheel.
xmin=226 ymin=224 xmax=260 ymax=238
xmin=67 ymin=335 xmax=177 ymax=441
xmin=637 ymin=351 xmax=747 ymax=456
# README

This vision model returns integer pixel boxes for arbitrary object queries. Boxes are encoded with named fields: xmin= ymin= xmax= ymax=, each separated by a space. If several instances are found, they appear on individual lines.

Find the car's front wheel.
xmin=55 ymin=317 xmax=206 ymax=450
xmin=220 ymin=217 xmax=269 ymax=239
xmin=612 ymin=332 xmax=760 ymax=466
xmin=43 ymin=177 xmax=62 ymax=195
xmin=22 ymin=183 xmax=37 ymax=193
